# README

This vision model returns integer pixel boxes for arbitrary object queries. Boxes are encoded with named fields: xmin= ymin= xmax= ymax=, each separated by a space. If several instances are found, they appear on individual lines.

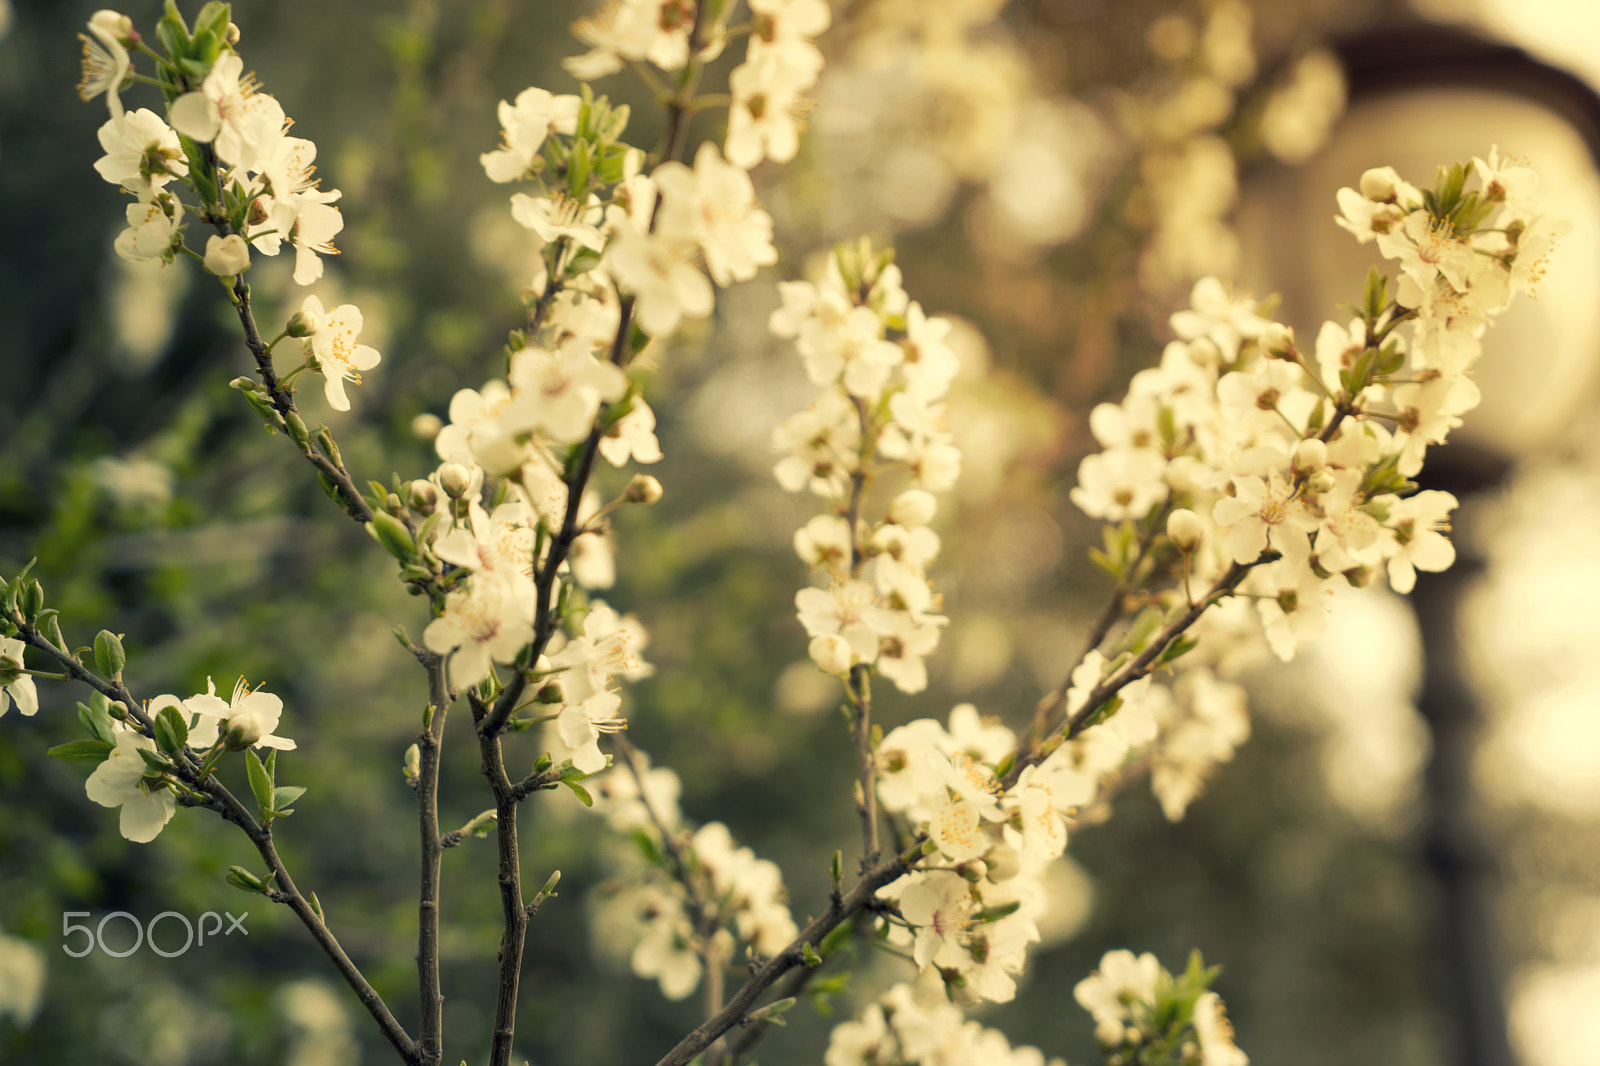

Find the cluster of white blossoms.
xmin=563 ymin=0 xmax=830 ymax=170
xmin=1074 ymin=949 xmax=1248 ymax=1066
xmin=81 ymin=9 xmax=382 ymax=412
xmin=84 ymin=11 xmax=343 ymax=285
xmin=88 ymin=678 xmax=295 ymax=843
xmin=826 ymin=972 xmax=1066 ymax=1066
xmin=1077 ymin=154 xmax=1560 ymax=623
xmin=872 ymin=703 xmax=1093 ymax=1004
xmin=585 ymin=750 xmax=800 ymax=1000
xmin=773 ymin=242 xmax=963 ymax=694
xmin=1055 ymin=154 xmax=1561 ymax=819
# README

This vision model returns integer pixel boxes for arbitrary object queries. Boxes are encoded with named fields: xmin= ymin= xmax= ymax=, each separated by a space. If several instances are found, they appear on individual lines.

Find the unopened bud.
xmin=624 ymin=474 xmax=663 ymax=505
xmin=408 ymin=480 xmax=440 ymax=515
xmin=536 ymin=680 xmax=565 ymax=705
xmin=90 ymin=11 xmax=136 ymax=45
xmin=1359 ymin=167 xmax=1398 ymax=202
xmin=1095 ymin=1019 xmax=1127 ymax=1047
xmin=286 ymin=309 xmax=319 ymax=338
xmin=1291 ymin=437 xmax=1328 ymax=476
xmin=889 ymin=489 xmax=937 ymax=527
xmin=439 ymin=463 xmax=472 ymax=498
xmin=203 ymin=234 xmax=251 ymax=277
xmin=385 ymin=492 xmax=405 ymax=516
xmin=226 ymin=21 xmax=241 ymax=44
xmin=224 ymin=708 xmax=263 ymax=750
xmin=808 ymin=634 xmax=853 ymax=676
xmin=1167 ymin=508 xmax=1204 ymax=552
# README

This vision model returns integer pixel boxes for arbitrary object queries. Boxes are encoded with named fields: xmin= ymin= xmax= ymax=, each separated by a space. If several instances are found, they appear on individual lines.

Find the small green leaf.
xmin=226 ymin=866 xmax=269 ymax=893
xmin=632 ymin=829 xmax=663 ymax=867
xmin=563 ymin=780 xmax=593 ymax=807
xmin=818 ymin=917 xmax=855 ymax=957
xmin=801 ymin=942 xmax=822 ymax=967
xmin=154 ymin=704 xmax=189 ymax=754
xmin=973 ymin=900 xmax=1022 ymax=923
xmin=93 ymin=630 xmax=126 ymax=678
xmin=271 ymin=785 xmax=307 ymax=812
xmin=47 ymin=739 xmax=114 ymax=763
xmin=78 ymin=699 xmax=116 ymax=746
xmin=136 ymin=746 xmax=171 ymax=773
xmin=246 ymin=749 xmax=273 ymax=814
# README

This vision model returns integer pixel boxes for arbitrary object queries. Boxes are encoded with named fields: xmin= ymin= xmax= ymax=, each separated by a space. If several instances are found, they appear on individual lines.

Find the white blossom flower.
xmin=480 ymin=87 xmax=581 ymax=183
xmin=85 ymin=730 xmax=177 ymax=843
xmin=93 ymin=108 xmax=187 ymax=195
xmin=77 ymin=10 xmax=132 ymax=117
xmin=168 ymin=55 xmax=286 ymax=171
xmin=423 ymin=575 xmax=536 ymax=688
xmin=654 ymin=142 xmax=778 ymax=286
xmin=0 ymin=637 xmax=38 ymax=718
xmin=113 ymin=194 xmax=183 ymax=263
xmin=298 ymin=296 xmax=381 ymax=412
xmin=186 ymin=677 xmax=297 ymax=751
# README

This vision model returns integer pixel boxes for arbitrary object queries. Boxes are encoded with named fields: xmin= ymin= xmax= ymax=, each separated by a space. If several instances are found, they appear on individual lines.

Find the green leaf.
xmin=973 ymin=900 xmax=1022 ymax=923
xmin=818 ymin=917 xmax=855 ymax=956
xmin=368 ymin=511 xmax=417 ymax=562
xmin=1154 ymin=634 xmax=1199 ymax=669
xmin=225 ymin=865 xmax=269 ymax=893
xmin=246 ymin=749 xmax=274 ymax=815
xmin=47 ymin=739 xmax=114 ymax=763
xmin=562 ymin=780 xmax=594 ymax=807
xmin=93 ymin=630 xmax=126 ymax=677
xmin=78 ymin=699 xmax=116 ymax=746
xmin=136 ymin=746 xmax=171 ymax=773
xmin=271 ymin=785 xmax=307 ymax=813
xmin=801 ymin=942 xmax=822 ymax=967
xmin=154 ymin=703 xmax=189 ymax=754
xmin=632 ymin=829 xmax=664 ymax=867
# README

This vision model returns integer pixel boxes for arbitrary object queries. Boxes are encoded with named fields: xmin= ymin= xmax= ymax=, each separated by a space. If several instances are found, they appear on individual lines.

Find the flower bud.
xmin=625 ymin=474 xmax=664 ymax=505
xmin=889 ymin=489 xmax=937 ymax=527
xmin=1166 ymin=508 xmax=1203 ymax=552
xmin=286 ymin=309 xmax=320 ymax=337
xmin=226 ymin=21 xmax=242 ymax=44
xmin=1359 ymin=167 xmax=1398 ymax=202
xmin=1291 ymin=437 xmax=1328 ymax=476
xmin=808 ymin=634 xmax=853 ymax=675
xmin=411 ymin=413 xmax=442 ymax=441
xmin=90 ymin=10 xmax=135 ymax=45
xmin=1095 ymin=1019 xmax=1127 ymax=1047
xmin=536 ymin=680 xmax=565 ymax=704
xmin=439 ymin=463 xmax=473 ymax=498
xmin=408 ymin=480 xmax=440 ymax=515
xmin=203 ymin=234 xmax=251 ymax=277
xmin=224 ymin=708 xmax=263 ymax=750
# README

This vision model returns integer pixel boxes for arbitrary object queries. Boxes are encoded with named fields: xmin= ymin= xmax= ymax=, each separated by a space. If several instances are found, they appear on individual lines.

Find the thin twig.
xmin=414 ymin=650 xmax=452 ymax=1066
xmin=651 ymin=843 xmax=920 ymax=1066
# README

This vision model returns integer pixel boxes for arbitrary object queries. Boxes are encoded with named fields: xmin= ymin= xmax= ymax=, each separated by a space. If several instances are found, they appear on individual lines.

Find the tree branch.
xmin=414 ymin=649 xmax=452 ymax=1066
xmin=651 ymin=844 xmax=920 ymax=1066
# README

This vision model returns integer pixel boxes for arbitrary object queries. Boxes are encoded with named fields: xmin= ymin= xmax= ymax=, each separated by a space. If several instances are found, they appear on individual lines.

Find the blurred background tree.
xmin=3 ymin=1 xmax=1600 ymax=1064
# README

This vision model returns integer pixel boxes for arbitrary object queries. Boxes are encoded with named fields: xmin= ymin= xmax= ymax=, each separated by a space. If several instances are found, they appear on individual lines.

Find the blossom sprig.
xmin=774 ymin=239 xmax=962 ymax=697
xmin=825 ymin=974 xmax=1067 ymax=1066
xmin=1074 ymin=949 xmax=1247 ymax=1066
xmin=1014 ymin=153 xmax=1564 ymax=817
xmin=585 ymin=743 xmax=801 ymax=1003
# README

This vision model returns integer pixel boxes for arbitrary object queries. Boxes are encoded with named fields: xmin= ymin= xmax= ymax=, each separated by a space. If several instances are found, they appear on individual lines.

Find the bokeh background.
xmin=3 ymin=0 xmax=1600 ymax=1064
